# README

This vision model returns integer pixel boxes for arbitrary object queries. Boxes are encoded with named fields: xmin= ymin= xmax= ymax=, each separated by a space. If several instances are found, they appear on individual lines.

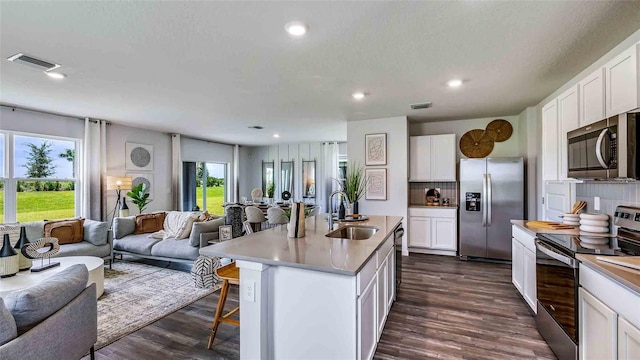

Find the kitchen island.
xmin=200 ymin=214 xmax=403 ymax=360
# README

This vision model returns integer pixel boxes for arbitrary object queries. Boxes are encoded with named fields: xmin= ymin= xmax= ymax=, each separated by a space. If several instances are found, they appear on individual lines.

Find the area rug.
xmin=96 ymin=261 xmax=219 ymax=349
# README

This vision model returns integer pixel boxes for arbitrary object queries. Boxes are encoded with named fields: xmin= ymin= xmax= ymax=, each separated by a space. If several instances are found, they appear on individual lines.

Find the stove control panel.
xmin=614 ymin=205 xmax=640 ymax=230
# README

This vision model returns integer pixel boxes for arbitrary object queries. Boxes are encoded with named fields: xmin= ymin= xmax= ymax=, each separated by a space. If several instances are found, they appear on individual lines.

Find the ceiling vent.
xmin=6 ymin=53 xmax=60 ymax=71
xmin=410 ymin=102 xmax=433 ymax=110
xmin=248 ymin=126 xmax=264 ymax=130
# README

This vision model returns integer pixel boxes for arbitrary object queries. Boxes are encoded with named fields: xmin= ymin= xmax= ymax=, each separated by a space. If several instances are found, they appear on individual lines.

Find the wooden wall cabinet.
xmin=409 ymin=134 xmax=456 ymax=182
xmin=605 ymin=44 xmax=639 ymax=117
xmin=579 ymin=68 xmax=606 ymax=126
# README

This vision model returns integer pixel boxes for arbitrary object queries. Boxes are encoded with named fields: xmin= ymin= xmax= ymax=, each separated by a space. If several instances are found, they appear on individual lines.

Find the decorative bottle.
xmin=0 ymin=234 xmax=19 ymax=278
xmin=13 ymin=226 xmax=32 ymax=271
xmin=338 ymin=199 xmax=346 ymax=220
xmin=119 ymin=197 xmax=130 ymax=217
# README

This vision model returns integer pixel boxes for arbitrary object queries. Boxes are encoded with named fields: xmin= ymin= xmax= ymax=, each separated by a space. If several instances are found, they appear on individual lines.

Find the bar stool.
xmin=207 ymin=262 xmax=240 ymax=349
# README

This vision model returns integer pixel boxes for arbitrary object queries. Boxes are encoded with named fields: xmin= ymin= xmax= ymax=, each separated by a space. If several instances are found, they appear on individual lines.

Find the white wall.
xmin=410 ymin=115 xmax=522 ymax=160
xmin=0 ymin=106 xmax=84 ymax=139
xmin=347 ymin=116 xmax=408 ymax=255
xmin=106 ymin=123 xmax=173 ymax=217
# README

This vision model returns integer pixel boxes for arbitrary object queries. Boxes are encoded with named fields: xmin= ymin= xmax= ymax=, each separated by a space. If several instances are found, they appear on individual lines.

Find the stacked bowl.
xmin=562 ymin=213 xmax=581 ymax=226
xmin=579 ymin=213 xmax=609 ymax=233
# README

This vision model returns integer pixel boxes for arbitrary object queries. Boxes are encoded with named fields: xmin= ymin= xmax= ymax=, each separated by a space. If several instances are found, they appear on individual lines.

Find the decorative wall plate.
xmin=485 ymin=119 xmax=513 ymax=142
xmin=459 ymin=130 xmax=494 ymax=158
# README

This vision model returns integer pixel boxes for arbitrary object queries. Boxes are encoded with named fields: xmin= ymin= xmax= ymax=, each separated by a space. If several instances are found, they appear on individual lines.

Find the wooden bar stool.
xmin=207 ymin=262 xmax=240 ymax=349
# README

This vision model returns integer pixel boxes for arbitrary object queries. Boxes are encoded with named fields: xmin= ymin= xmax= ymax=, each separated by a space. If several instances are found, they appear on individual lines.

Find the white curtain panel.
xmin=171 ymin=134 xmax=182 ymax=210
xmin=323 ymin=142 xmax=339 ymax=213
xmin=82 ymin=118 xmax=106 ymax=220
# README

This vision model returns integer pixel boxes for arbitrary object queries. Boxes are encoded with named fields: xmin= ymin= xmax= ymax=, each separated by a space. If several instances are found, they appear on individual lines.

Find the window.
xmin=0 ymin=132 xmax=79 ymax=222
xmin=182 ymin=162 xmax=227 ymax=215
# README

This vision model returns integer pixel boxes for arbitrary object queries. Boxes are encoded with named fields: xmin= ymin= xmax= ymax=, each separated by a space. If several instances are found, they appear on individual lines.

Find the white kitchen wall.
xmin=576 ymin=183 xmax=640 ymax=225
xmin=347 ymin=116 xmax=408 ymax=255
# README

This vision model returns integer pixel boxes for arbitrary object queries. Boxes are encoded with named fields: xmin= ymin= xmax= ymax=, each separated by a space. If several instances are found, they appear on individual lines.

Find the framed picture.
xmin=365 ymin=168 xmax=387 ymax=200
xmin=126 ymin=142 xmax=154 ymax=171
xmin=219 ymin=225 xmax=233 ymax=241
xmin=126 ymin=173 xmax=153 ymax=200
xmin=365 ymin=133 xmax=386 ymax=166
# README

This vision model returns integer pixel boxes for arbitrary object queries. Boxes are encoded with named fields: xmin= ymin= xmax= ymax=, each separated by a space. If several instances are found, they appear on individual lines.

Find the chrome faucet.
xmin=328 ymin=190 xmax=349 ymax=230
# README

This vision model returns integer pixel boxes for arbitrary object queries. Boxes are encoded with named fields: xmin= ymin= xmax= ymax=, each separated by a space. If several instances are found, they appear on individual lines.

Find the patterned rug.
xmin=96 ymin=261 xmax=219 ymax=349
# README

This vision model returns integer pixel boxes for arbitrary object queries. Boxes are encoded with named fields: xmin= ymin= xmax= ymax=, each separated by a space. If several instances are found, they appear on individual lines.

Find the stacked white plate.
xmin=579 ymin=213 xmax=609 ymax=233
xmin=562 ymin=213 xmax=581 ymax=226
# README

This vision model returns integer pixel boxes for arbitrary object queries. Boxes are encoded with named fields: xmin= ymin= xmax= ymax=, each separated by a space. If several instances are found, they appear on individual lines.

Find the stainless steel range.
xmin=535 ymin=205 xmax=640 ymax=360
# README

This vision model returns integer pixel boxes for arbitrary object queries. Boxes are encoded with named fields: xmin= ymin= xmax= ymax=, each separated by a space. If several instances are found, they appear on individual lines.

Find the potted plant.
xmin=126 ymin=183 xmax=152 ymax=214
xmin=334 ymin=162 xmax=367 ymax=213
xmin=266 ymin=182 xmax=275 ymax=204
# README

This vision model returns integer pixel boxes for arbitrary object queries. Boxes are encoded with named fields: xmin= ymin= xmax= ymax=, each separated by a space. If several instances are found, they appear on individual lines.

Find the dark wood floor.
xmin=86 ymin=254 xmax=555 ymax=360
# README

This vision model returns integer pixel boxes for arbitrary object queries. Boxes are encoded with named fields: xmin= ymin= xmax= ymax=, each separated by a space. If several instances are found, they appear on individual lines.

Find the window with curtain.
xmin=182 ymin=161 xmax=227 ymax=215
xmin=1 ymin=132 xmax=79 ymax=222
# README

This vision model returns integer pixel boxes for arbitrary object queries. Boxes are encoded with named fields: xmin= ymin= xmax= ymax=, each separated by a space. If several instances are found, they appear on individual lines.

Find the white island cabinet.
xmin=200 ymin=214 xmax=403 ymax=360
xmin=511 ymin=224 xmax=536 ymax=313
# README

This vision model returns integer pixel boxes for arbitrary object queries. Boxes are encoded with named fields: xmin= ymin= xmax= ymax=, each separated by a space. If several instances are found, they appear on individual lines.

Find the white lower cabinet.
xmin=358 ymin=275 xmax=377 ymax=360
xmin=511 ymin=225 xmax=536 ymax=313
xmin=409 ymin=207 xmax=457 ymax=255
xmin=618 ymin=316 xmax=640 ymax=360
xmin=579 ymin=263 xmax=640 ymax=360
xmin=579 ymin=288 xmax=617 ymax=360
xmin=357 ymin=236 xmax=396 ymax=360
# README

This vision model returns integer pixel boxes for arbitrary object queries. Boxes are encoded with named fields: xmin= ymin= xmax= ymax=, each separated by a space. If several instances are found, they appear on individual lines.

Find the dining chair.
xmin=250 ymin=188 xmax=263 ymax=203
xmin=267 ymin=207 xmax=288 ymax=227
xmin=245 ymin=206 xmax=267 ymax=232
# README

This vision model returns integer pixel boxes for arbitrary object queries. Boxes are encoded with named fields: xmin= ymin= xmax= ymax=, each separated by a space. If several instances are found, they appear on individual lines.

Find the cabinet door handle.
xmin=595 ymin=128 xmax=610 ymax=169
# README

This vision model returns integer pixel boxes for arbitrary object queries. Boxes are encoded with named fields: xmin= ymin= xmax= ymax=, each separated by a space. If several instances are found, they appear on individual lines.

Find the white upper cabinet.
xmin=558 ymin=85 xmax=579 ymax=179
xmin=409 ymin=134 xmax=456 ymax=181
xmin=542 ymin=99 xmax=559 ymax=181
xmin=605 ymin=44 xmax=639 ymax=116
xmin=579 ymin=68 xmax=606 ymax=126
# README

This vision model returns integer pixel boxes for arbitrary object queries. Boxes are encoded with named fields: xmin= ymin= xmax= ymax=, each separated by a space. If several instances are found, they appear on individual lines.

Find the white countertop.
xmin=200 ymin=214 xmax=403 ymax=275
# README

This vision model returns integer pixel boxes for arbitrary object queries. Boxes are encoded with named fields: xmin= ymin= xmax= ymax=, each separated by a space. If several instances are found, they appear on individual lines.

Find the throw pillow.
xmin=189 ymin=217 xmax=225 ymax=247
xmin=113 ymin=216 xmax=136 ymax=239
xmin=176 ymin=213 xmax=200 ymax=239
xmin=198 ymin=211 xmax=215 ymax=222
xmin=0 ymin=223 xmax=21 ymax=247
xmin=134 ymin=212 xmax=166 ymax=234
xmin=44 ymin=218 xmax=85 ymax=245
xmin=4 ymin=264 xmax=88 ymax=333
xmin=83 ymin=219 xmax=109 ymax=246
xmin=0 ymin=297 xmax=17 ymax=346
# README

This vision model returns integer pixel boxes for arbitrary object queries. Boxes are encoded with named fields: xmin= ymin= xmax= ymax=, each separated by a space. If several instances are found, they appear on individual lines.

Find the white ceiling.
xmin=1 ymin=2 xmax=639 ymax=146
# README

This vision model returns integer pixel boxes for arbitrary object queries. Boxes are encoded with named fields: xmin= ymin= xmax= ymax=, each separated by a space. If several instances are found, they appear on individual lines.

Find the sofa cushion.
xmin=0 ymin=297 xmax=17 ymax=346
xmin=134 ymin=213 xmax=165 ymax=234
xmin=44 ymin=218 xmax=85 ymax=245
xmin=83 ymin=219 xmax=109 ymax=246
xmin=53 ymin=241 xmax=111 ymax=258
xmin=4 ymin=264 xmax=88 ymax=332
xmin=189 ymin=217 xmax=224 ymax=247
xmin=151 ymin=238 xmax=200 ymax=260
xmin=113 ymin=234 xmax=162 ymax=255
xmin=24 ymin=221 xmax=45 ymax=241
xmin=113 ymin=216 xmax=136 ymax=239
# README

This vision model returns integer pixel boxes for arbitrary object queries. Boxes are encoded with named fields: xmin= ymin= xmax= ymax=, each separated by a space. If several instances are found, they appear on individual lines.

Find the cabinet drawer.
xmin=512 ymin=225 xmax=536 ymax=252
xmin=357 ymin=256 xmax=377 ymax=297
xmin=409 ymin=207 xmax=457 ymax=218
xmin=377 ymin=236 xmax=394 ymax=267
xmin=580 ymin=264 xmax=640 ymax=329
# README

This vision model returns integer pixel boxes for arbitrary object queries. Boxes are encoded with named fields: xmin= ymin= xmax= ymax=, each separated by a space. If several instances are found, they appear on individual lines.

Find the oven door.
xmin=535 ymin=240 xmax=578 ymax=343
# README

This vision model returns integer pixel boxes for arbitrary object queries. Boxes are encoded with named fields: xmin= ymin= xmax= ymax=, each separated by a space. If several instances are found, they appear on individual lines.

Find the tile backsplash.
xmin=575 ymin=182 xmax=640 ymax=217
xmin=409 ymin=182 xmax=458 ymax=206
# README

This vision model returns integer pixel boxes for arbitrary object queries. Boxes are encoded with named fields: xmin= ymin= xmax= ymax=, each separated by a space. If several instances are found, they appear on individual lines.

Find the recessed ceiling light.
xmin=352 ymin=92 xmax=366 ymax=100
xmin=285 ymin=21 xmax=308 ymax=37
xmin=45 ymin=71 xmax=66 ymax=79
xmin=447 ymin=79 xmax=462 ymax=88
xmin=273 ymin=133 xmax=280 ymax=138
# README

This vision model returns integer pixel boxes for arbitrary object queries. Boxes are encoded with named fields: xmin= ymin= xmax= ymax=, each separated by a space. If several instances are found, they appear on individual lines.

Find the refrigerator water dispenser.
xmin=465 ymin=192 xmax=481 ymax=211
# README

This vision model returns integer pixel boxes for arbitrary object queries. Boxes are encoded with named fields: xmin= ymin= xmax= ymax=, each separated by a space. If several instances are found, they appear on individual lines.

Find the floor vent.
xmin=6 ymin=53 xmax=60 ymax=71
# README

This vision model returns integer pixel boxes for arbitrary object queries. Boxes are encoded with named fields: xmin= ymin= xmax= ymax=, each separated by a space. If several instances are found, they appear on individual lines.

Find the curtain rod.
xmin=1 ymin=104 xmax=110 ymax=125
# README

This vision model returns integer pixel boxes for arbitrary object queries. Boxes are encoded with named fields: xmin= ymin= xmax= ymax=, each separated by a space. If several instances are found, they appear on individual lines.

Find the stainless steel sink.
xmin=325 ymin=226 xmax=379 ymax=240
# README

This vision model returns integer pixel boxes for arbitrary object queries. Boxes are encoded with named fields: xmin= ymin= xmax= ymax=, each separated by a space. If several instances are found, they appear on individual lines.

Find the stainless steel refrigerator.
xmin=459 ymin=157 xmax=524 ymax=260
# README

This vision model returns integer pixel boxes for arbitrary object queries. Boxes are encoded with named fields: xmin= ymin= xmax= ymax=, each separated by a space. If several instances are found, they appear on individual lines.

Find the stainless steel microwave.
xmin=567 ymin=113 xmax=638 ymax=179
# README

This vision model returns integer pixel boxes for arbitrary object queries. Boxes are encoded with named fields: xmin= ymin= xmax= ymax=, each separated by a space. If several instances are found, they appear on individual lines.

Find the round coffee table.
xmin=0 ymin=256 xmax=105 ymax=298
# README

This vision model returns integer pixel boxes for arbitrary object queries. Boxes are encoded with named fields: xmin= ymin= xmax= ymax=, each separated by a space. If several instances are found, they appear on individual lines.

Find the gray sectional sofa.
xmin=11 ymin=219 xmax=111 ymax=262
xmin=112 ymin=214 xmax=225 ymax=263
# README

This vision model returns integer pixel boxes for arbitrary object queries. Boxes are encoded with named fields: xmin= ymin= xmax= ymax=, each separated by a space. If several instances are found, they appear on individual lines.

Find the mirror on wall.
xmin=302 ymin=160 xmax=316 ymax=199
xmin=281 ymin=160 xmax=294 ymax=197
xmin=262 ymin=161 xmax=274 ymax=198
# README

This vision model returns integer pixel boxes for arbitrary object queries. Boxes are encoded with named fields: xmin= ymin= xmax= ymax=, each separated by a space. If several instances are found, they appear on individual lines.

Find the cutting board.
xmin=596 ymin=257 xmax=640 ymax=271
xmin=526 ymin=221 xmax=575 ymax=230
